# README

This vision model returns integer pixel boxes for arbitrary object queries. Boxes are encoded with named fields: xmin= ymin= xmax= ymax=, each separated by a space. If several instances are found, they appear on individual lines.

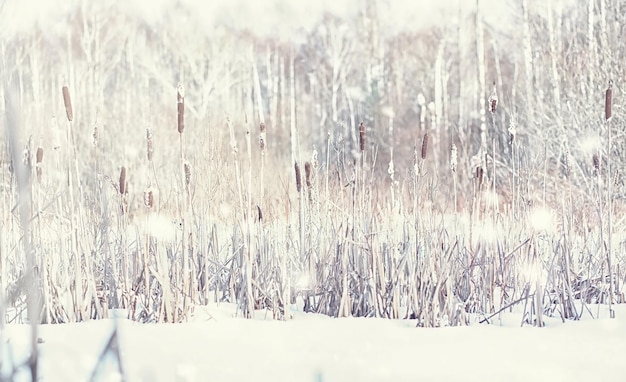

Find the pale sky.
xmin=0 ymin=0 xmax=574 ymax=41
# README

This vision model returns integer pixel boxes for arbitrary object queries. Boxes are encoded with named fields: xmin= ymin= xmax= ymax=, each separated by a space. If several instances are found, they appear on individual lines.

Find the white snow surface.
xmin=2 ymin=303 xmax=625 ymax=382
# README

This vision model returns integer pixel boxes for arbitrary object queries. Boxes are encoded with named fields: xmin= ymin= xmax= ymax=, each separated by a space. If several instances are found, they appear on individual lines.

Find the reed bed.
xmin=1 ymin=80 xmax=621 ymax=330
xmin=0 ymin=3 xmax=624 ymax=343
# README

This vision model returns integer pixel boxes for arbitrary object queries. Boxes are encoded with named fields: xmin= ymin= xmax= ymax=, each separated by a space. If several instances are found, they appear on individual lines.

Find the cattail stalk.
xmin=605 ymin=79 xmax=614 ymax=318
xmin=61 ymin=85 xmax=84 ymax=321
xmin=254 ymin=56 xmax=267 ymax=219
xmin=118 ymin=165 xmax=130 ymax=298
xmin=244 ymin=111 xmax=254 ymax=319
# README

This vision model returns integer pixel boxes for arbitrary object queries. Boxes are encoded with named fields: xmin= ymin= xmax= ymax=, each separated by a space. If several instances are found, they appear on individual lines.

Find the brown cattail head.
xmin=119 ymin=167 xmax=127 ymax=195
xmin=259 ymin=122 xmax=266 ymax=151
xmin=294 ymin=161 xmax=302 ymax=193
xmin=488 ymin=82 xmax=498 ymax=115
xmin=257 ymin=205 xmax=263 ymax=222
xmin=421 ymin=132 xmax=429 ymax=160
xmin=304 ymin=161 xmax=312 ymax=188
xmin=177 ymin=83 xmax=185 ymax=134
xmin=36 ymin=147 xmax=43 ymax=183
xmin=476 ymin=166 xmax=484 ymax=188
xmin=62 ymin=86 xmax=73 ymax=122
xmin=36 ymin=147 xmax=43 ymax=164
xmin=359 ymin=122 xmax=366 ymax=152
xmin=146 ymin=128 xmax=154 ymax=161
xmin=605 ymin=80 xmax=613 ymax=122
xmin=144 ymin=187 xmax=154 ymax=209
xmin=592 ymin=154 xmax=600 ymax=176
xmin=184 ymin=161 xmax=192 ymax=192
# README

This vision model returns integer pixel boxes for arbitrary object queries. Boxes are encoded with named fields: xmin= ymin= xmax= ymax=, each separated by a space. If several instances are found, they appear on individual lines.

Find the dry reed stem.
xmin=62 ymin=86 xmax=73 ymax=122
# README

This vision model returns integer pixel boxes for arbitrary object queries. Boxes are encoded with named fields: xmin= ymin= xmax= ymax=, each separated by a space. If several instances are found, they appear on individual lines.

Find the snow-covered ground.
xmin=2 ymin=303 xmax=625 ymax=382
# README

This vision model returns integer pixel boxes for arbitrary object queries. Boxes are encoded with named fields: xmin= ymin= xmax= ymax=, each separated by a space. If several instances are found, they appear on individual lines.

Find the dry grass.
xmin=0 ymin=3 xmax=624 ymax=339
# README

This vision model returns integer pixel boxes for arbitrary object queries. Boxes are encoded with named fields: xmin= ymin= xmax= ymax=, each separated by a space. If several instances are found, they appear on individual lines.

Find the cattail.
xmin=36 ymin=147 xmax=43 ymax=183
xmin=36 ymin=146 xmax=43 ymax=164
xmin=184 ymin=161 xmax=192 ymax=191
xmin=304 ymin=161 xmax=312 ymax=188
xmin=359 ymin=122 xmax=366 ymax=152
xmin=421 ymin=132 xmax=429 ymax=160
xmin=508 ymin=119 xmax=517 ymax=145
xmin=259 ymin=122 xmax=266 ymax=151
xmin=450 ymin=144 xmax=457 ymax=172
xmin=257 ymin=205 xmax=263 ymax=222
xmin=62 ymin=86 xmax=73 ymax=122
xmin=177 ymin=83 xmax=185 ymax=134
xmin=23 ymin=147 xmax=31 ymax=168
xmin=563 ymin=149 xmax=572 ymax=178
xmin=311 ymin=149 xmax=319 ymax=173
xmin=92 ymin=124 xmax=99 ymax=147
xmin=476 ymin=166 xmax=484 ymax=188
xmin=146 ymin=128 xmax=154 ymax=161
xmin=294 ymin=161 xmax=302 ymax=193
xmin=592 ymin=154 xmax=600 ymax=176
xmin=144 ymin=187 xmax=154 ymax=209
xmin=119 ymin=166 xmax=127 ymax=195
xmin=488 ymin=82 xmax=498 ymax=115
xmin=605 ymin=80 xmax=612 ymax=122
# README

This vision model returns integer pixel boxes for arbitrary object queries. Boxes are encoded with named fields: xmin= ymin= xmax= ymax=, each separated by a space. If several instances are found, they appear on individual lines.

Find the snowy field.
xmin=2 ymin=303 xmax=625 ymax=382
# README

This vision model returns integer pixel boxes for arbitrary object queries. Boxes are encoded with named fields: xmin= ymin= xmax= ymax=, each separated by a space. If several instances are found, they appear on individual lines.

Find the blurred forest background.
xmin=1 ymin=0 xmax=622 ymax=214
